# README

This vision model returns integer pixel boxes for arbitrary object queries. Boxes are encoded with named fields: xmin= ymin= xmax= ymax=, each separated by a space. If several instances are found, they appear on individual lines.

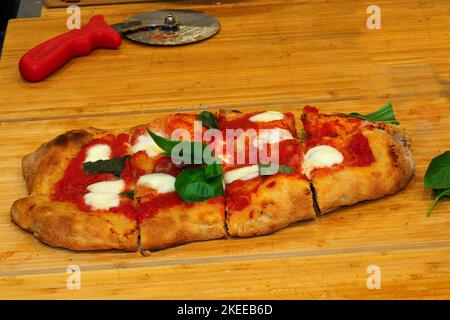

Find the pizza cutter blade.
xmin=19 ymin=10 xmax=221 ymax=81
xmin=111 ymin=9 xmax=221 ymax=46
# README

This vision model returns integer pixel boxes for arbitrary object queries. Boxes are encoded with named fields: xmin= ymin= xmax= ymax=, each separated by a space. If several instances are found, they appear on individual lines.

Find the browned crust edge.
xmin=314 ymin=127 xmax=415 ymax=214
xmin=139 ymin=201 xmax=226 ymax=251
xmin=226 ymin=175 xmax=316 ymax=237
xmin=22 ymin=128 xmax=106 ymax=194
xmin=11 ymin=195 xmax=138 ymax=251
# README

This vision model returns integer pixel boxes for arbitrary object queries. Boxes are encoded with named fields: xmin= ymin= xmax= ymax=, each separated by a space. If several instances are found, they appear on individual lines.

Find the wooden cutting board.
xmin=0 ymin=0 xmax=449 ymax=299
xmin=43 ymin=0 xmax=157 ymax=9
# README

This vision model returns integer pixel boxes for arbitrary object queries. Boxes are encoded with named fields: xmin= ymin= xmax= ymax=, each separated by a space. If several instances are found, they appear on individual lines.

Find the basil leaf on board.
xmin=198 ymin=111 xmax=219 ymax=129
xmin=147 ymin=129 xmax=215 ymax=165
xmin=204 ymin=162 xmax=223 ymax=179
xmin=258 ymin=163 xmax=294 ymax=176
xmin=424 ymin=151 xmax=450 ymax=190
xmin=427 ymin=189 xmax=450 ymax=217
xmin=175 ymin=167 xmax=224 ymax=204
xmin=120 ymin=191 xmax=134 ymax=200
xmin=339 ymin=102 xmax=400 ymax=125
xmin=83 ymin=155 xmax=130 ymax=177
xmin=424 ymin=151 xmax=450 ymax=216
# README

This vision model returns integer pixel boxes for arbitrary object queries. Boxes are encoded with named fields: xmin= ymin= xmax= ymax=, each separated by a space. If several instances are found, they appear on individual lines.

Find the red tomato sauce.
xmin=219 ymin=112 xmax=296 ymax=134
xmin=137 ymin=192 xmax=185 ymax=223
xmin=343 ymin=132 xmax=375 ymax=166
xmin=226 ymin=178 xmax=263 ymax=212
xmin=302 ymin=105 xmax=364 ymax=141
xmin=51 ymin=134 xmax=135 ymax=219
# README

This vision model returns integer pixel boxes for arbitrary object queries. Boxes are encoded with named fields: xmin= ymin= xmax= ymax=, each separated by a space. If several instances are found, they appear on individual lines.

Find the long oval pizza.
xmin=10 ymin=105 xmax=415 ymax=251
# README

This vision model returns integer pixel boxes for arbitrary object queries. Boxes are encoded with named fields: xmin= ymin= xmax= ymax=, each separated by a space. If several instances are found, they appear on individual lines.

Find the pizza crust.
xmin=139 ymin=200 xmax=226 ymax=250
xmin=22 ymin=128 xmax=105 ymax=194
xmin=312 ymin=128 xmax=415 ymax=213
xmin=11 ymin=195 xmax=138 ymax=251
xmin=226 ymin=175 xmax=316 ymax=237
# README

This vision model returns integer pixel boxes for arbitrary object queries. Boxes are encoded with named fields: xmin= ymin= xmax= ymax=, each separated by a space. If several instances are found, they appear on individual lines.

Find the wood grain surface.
xmin=43 ymin=0 xmax=157 ymax=9
xmin=0 ymin=0 xmax=449 ymax=299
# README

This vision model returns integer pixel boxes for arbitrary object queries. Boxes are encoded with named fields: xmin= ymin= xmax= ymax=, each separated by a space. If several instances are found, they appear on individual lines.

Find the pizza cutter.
xmin=19 ymin=9 xmax=221 ymax=82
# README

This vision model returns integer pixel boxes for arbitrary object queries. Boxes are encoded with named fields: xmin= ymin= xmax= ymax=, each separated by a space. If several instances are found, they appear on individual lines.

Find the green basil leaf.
xmin=204 ymin=162 xmax=223 ymax=179
xmin=146 ymin=129 xmax=178 ymax=156
xmin=83 ymin=155 xmax=130 ymax=177
xmin=175 ymin=167 xmax=224 ymax=204
xmin=258 ymin=163 xmax=293 ymax=176
xmin=424 ymin=151 xmax=450 ymax=190
xmin=120 ymin=191 xmax=134 ymax=200
xmin=340 ymin=102 xmax=400 ymax=125
xmin=198 ymin=111 xmax=219 ymax=129
xmin=147 ymin=129 xmax=215 ymax=165
xmin=427 ymin=188 xmax=450 ymax=216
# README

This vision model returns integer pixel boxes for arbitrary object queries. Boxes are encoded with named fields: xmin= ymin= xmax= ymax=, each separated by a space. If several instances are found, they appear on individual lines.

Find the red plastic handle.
xmin=19 ymin=15 xmax=122 ymax=82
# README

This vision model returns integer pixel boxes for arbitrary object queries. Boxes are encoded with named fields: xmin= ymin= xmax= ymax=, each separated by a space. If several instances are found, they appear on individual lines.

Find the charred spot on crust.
xmin=53 ymin=134 xmax=69 ymax=147
xmin=389 ymin=144 xmax=399 ymax=168
xmin=53 ymin=130 xmax=90 ymax=148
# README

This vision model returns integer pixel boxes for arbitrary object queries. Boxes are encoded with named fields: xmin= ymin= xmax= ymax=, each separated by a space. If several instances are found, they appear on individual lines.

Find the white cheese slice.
xmin=87 ymin=179 xmax=125 ymax=194
xmin=83 ymin=192 xmax=120 ymax=211
xmin=302 ymin=145 xmax=344 ymax=178
xmin=84 ymin=144 xmax=111 ymax=163
xmin=131 ymin=133 xmax=164 ymax=157
xmin=253 ymin=128 xmax=293 ymax=148
xmin=249 ymin=111 xmax=285 ymax=122
xmin=224 ymin=165 xmax=260 ymax=184
xmin=137 ymin=173 xmax=176 ymax=193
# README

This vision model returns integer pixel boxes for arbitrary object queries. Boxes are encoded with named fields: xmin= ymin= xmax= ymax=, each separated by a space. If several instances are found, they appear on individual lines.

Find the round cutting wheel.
xmin=123 ymin=9 xmax=220 ymax=46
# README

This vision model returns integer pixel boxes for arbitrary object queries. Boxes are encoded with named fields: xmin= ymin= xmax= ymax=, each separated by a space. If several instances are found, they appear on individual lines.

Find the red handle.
xmin=19 ymin=15 xmax=122 ymax=82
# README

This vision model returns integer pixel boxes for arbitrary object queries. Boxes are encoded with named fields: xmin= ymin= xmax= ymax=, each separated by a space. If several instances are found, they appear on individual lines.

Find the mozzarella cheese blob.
xmin=131 ymin=133 xmax=164 ymax=157
xmin=302 ymin=145 xmax=344 ymax=178
xmin=137 ymin=173 xmax=176 ymax=193
xmin=84 ymin=144 xmax=111 ymax=163
xmin=249 ymin=111 xmax=285 ymax=122
xmin=84 ymin=193 xmax=121 ymax=211
xmin=224 ymin=165 xmax=260 ymax=184
xmin=253 ymin=128 xmax=293 ymax=148
xmin=87 ymin=180 xmax=125 ymax=194
xmin=83 ymin=179 xmax=125 ymax=211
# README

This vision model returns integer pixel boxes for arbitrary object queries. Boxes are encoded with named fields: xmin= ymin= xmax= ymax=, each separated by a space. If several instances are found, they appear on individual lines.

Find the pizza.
xmin=130 ymin=114 xmax=226 ymax=251
xmin=10 ymin=106 xmax=415 ymax=251
xmin=11 ymin=128 xmax=138 ymax=251
xmin=217 ymin=110 xmax=315 ymax=237
xmin=301 ymin=106 xmax=415 ymax=213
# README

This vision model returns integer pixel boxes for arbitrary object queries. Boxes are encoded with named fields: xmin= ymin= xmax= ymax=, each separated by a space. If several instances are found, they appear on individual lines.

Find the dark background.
xmin=0 ymin=0 xmax=20 ymax=53
xmin=1 ymin=0 xmax=42 ymax=54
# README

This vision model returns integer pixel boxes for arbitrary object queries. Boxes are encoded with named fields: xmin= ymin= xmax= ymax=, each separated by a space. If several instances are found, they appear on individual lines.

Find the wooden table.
xmin=0 ymin=0 xmax=449 ymax=299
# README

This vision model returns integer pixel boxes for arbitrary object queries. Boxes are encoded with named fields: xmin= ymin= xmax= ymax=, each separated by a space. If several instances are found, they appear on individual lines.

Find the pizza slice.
xmin=218 ymin=110 xmax=316 ymax=237
xmin=130 ymin=113 xmax=226 ymax=251
xmin=11 ymin=128 xmax=139 ymax=251
xmin=301 ymin=105 xmax=415 ymax=214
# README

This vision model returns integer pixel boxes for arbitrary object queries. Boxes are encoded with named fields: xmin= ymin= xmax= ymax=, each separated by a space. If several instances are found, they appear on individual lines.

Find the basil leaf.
xmin=146 ymin=129 xmax=179 ymax=156
xmin=258 ymin=163 xmax=293 ymax=176
xmin=83 ymin=155 xmax=130 ymax=177
xmin=198 ymin=111 xmax=219 ymax=129
xmin=424 ymin=151 xmax=450 ymax=190
xmin=204 ymin=162 xmax=223 ymax=179
xmin=120 ymin=191 xmax=134 ymax=200
xmin=175 ymin=167 xmax=224 ymax=204
xmin=340 ymin=102 xmax=400 ymax=125
xmin=427 ymin=188 xmax=450 ymax=216
xmin=147 ymin=129 xmax=215 ymax=165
